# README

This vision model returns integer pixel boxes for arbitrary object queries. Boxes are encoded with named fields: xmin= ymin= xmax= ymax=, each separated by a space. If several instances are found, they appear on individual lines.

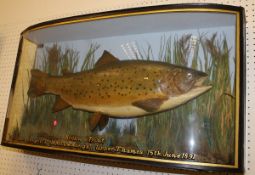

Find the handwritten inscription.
xmin=28 ymin=136 xmax=195 ymax=161
xmin=88 ymin=137 xmax=104 ymax=144
xmin=95 ymin=145 xmax=143 ymax=155
xmin=147 ymin=150 xmax=195 ymax=160
xmin=66 ymin=135 xmax=81 ymax=142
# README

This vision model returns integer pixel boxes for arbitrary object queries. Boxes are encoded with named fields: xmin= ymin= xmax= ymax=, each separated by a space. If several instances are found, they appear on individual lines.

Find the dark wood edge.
xmin=21 ymin=3 xmax=245 ymax=35
xmin=0 ymin=142 xmax=243 ymax=174
xmin=238 ymin=6 xmax=246 ymax=173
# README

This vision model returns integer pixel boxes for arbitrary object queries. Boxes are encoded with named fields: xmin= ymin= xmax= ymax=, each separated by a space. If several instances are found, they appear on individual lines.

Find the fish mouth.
xmin=195 ymin=76 xmax=206 ymax=86
xmin=194 ymin=75 xmax=212 ymax=92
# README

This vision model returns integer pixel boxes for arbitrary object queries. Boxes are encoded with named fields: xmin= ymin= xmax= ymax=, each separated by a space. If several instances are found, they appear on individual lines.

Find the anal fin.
xmin=52 ymin=96 xmax=71 ymax=113
xmin=89 ymin=112 xmax=109 ymax=131
xmin=132 ymin=97 xmax=168 ymax=112
xmin=99 ymin=116 xmax=109 ymax=130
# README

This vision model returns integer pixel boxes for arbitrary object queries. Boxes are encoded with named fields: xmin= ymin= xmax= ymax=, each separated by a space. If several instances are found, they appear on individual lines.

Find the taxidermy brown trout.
xmin=28 ymin=51 xmax=211 ymax=130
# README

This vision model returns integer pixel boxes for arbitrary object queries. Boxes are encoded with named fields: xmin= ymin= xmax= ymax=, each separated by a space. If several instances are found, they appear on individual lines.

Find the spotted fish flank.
xmin=28 ymin=50 xmax=212 ymax=131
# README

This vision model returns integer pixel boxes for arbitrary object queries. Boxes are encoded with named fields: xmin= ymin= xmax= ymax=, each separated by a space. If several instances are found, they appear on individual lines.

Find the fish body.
xmin=28 ymin=51 xmax=211 ymax=130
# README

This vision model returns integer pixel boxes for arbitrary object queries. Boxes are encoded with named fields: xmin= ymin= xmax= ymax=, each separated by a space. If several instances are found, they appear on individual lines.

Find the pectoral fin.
xmin=89 ymin=113 xmax=109 ymax=131
xmin=132 ymin=97 xmax=168 ymax=112
xmin=52 ymin=96 xmax=71 ymax=113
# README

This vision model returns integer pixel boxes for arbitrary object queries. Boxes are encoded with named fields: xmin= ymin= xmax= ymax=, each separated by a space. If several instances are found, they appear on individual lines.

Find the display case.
xmin=2 ymin=3 xmax=245 ymax=173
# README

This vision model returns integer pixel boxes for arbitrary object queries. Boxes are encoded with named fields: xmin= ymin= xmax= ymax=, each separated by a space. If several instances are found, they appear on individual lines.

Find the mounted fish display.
xmin=2 ymin=4 xmax=245 ymax=174
xmin=28 ymin=51 xmax=212 ymax=131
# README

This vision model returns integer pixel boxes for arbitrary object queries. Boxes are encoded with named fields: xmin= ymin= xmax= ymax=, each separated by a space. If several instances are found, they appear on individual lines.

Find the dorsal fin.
xmin=95 ymin=50 xmax=119 ymax=68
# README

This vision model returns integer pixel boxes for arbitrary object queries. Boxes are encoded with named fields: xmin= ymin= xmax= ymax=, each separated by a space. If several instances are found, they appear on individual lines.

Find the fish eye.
xmin=187 ymin=73 xmax=193 ymax=79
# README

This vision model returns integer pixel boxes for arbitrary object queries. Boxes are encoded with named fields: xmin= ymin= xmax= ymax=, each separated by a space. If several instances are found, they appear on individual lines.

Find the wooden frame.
xmin=2 ymin=3 xmax=245 ymax=173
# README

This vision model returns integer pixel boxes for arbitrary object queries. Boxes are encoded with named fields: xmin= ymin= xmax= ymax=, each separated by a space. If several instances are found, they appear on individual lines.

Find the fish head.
xmin=159 ymin=66 xmax=211 ymax=97
xmin=173 ymin=68 xmax=208 ymax=93
xmin=158 ymin=67 xmax=211 ymax=111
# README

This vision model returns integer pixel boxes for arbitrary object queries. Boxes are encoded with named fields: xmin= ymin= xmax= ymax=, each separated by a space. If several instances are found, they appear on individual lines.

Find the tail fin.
xmin=27 ymin=69 xmax=48 ymax=98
